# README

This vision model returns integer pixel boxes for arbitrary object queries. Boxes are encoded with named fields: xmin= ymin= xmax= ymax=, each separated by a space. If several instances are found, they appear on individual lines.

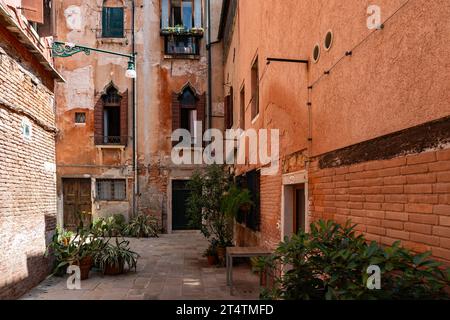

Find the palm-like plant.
xmin=124 ymin=214 xmax=160 ymax=238
xmin=94 ymin=238 xmax=139 ymax=275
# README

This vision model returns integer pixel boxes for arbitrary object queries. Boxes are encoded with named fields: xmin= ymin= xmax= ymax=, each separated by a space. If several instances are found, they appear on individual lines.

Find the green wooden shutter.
xmin=102 ymin=7 xmax=124 ymax=38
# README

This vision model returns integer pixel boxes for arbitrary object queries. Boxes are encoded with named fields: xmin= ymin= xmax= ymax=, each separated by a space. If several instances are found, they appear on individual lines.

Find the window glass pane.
xmin=102 ymin=7 xmax=124 ymax=38
xmin=171 ymin=0 xmax=182 ymax=26
xmin=194 ymin=0 xmax=202 ymax=28
xmin=75 ymin=112 xmax=86 ymax=124
xmin=165 ymin=36 xmax=198 ymax=55
xmin=161 ymin=0 xmax=169 ymax=28
xmin=182 ymin=0 xmax=193 ymax=29
xmin=97 ymin=180 xmax=112 ymax=200
xmin=113 ymin=180 xmax=126 ymax=200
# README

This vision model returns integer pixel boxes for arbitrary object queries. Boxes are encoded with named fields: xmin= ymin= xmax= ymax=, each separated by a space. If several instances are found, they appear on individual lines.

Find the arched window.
xmin=179 ymin=87 xmax=198 ymax=138
xmin=172 ymin=84 xmax=205 ymax=145
xmin=102 ymin=0 xmax=124 ymax=38
xmin=102 ymin=86 xmax=122 ymax=144
xmin=94 ymin=83 xmax=128 ymax=146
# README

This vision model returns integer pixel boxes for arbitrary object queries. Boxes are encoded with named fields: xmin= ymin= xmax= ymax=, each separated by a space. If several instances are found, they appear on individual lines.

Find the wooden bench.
xmin=226 ymin=247 xmax=272 ymax=295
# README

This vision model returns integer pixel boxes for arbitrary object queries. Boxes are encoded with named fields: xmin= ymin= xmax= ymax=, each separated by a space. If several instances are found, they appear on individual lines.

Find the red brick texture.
xmin=309 ymin=149 xmax=450 ymax=263
xmin=0 ymin=45 xmax=57 ymax=298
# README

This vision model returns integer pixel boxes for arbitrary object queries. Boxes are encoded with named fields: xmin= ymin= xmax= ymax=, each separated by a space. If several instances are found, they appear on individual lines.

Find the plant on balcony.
xmin=257 ymin=220 xmax=450 ymax=300
xmin=123 ymin=214 xmax=160 ymax=238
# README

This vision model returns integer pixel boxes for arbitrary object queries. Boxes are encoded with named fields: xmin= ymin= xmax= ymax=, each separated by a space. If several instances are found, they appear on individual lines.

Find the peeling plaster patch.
xmin=97 ymin=56 xmax=125 ymax=66
xmin=62 ymin=66 xmax=94 ymax=110
xmin=170 ymin=61 xmax=207 ymax=77
xmin=212 ymin=102 xmax=224 ymax=117
xmin=64 ymin=6 xmax=83 ymax=31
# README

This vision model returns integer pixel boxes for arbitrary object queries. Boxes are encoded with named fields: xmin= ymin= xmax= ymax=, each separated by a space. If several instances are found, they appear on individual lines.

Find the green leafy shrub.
xmin=186 ymin=165 xmax=246 ymax=248
xmin=91 ymin=215 xmax=126 ymax=237
xmin=46 ymin=227 xmax=102 ymax=276
xmin=258 ymin=220 xmax=450 ymax=300
xmin=94 ymin=238 xmax=139 ymax=274
xmin=124 ymin=214 xmax=160 ymax=238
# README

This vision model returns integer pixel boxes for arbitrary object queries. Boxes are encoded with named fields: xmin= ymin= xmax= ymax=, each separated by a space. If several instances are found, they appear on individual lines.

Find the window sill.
xmin=163 ymin=54 xmax=201 ymax=60
xmin=95 ymin=145 xmax=126 ymax=150
xmin=160 ymin=29 xmax=204 ymax=37
xmin=96 ymin=38 xmax=128 ymax=46
xmin=95 ymin=199 xmax=128 ymax=203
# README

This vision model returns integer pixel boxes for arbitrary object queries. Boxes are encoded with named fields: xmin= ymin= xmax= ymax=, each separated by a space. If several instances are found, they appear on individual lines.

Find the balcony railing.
xmin=94 ymin=136 xmax=128 ymax=146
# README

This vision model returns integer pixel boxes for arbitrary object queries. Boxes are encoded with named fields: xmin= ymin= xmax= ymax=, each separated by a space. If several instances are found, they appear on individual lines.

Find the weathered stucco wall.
xmin=54 ymin=0 xmax=223 ymax=230
xmin=222 ymin=0 xmax=450 ymax=257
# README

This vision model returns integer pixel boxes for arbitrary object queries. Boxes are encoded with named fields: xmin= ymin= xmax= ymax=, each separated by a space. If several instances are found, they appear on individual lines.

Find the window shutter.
xmin=224 ymin=95 xmax=230 ymax=130
xmin=197 ymin=94 xmax=206 ymax=134
xmin=102 ymin=7 xmax=124 ymax=38
xmin=37 ymin=0 xmax=53 ymax=37
xmin=194 ymin=0 xmax=202 ymax=28
xmin=161 ymin=0 xmax=169 ymax=28
xmin=172 ymin=93 xmax=181 ymax=145
xmin=94 ymin=95 xmax=104 ymax=145
xmin=22 ymin=0 xmax=44 ymax=24
xmin=120 ymin=90 xmax=129 ymax=146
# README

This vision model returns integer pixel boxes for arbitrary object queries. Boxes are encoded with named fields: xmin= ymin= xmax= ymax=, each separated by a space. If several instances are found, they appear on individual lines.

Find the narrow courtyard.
xmin=21 ymin=232 xmax=259 ymax=300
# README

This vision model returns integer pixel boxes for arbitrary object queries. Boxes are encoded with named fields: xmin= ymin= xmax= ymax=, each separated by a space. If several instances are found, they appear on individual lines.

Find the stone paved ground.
xmin=21 ymin=231 xmax=260 ymax=300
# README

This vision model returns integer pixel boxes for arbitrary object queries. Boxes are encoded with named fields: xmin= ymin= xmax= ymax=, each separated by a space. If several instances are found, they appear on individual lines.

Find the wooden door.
xmin=63 ymin=179 xmax=92 ymax=230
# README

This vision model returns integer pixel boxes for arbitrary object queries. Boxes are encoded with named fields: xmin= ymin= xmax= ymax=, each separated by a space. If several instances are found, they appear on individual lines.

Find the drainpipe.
xmin=131 ymin=0 xmax=138 ymax=217
xmin=206 ymin=0 xmax=212 ymax=131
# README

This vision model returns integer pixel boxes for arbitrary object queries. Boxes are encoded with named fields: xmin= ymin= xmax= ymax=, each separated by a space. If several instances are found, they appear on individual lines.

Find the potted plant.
xmin=94 ymin=238 xmax=139 ymax=276
xmin=203 ymin=243 xmax=218 ymax=266
xmin=123 ymin=214 xmax=160 ymax=238
xmin=46 ymin=227 xmax=102 ymax=280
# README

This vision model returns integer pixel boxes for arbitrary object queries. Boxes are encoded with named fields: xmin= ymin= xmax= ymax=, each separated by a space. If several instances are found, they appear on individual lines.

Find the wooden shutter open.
xmin=22 ymin=0 xmax=44 ymax=24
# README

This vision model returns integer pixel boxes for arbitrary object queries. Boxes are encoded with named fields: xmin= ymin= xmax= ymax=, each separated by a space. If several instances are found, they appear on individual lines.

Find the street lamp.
xmin=125 ymin=60 xmax=137 ymax=79
xmin=52 ymin=41 xmax=136 ymax=79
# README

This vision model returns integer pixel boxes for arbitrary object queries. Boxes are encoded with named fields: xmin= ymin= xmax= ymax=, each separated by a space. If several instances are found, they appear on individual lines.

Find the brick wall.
xmin=0 ymin=47 xmax=56 ymax=299
xmin=309 ymin=148 xmax=450 ymax=263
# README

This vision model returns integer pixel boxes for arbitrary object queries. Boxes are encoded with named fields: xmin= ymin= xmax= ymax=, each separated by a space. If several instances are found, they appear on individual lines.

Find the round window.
xmin=324 ymin=30 xmax=333 ymax=51
xmin=312 ymin=43 xmax=320 ymax=63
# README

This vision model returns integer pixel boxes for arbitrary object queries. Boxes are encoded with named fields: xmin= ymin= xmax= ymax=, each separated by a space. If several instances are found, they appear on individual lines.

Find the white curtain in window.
xmin=98 ymin=180 xmax=112 ymax=200
xmin=189 ymin=109 xmax=197 ymax=143
xmin=114 ymin=180 xmax=126 ymax=200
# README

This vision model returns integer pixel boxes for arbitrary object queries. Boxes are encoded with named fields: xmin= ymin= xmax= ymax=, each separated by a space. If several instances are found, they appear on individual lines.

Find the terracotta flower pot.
xmin=207 ymin=255 xmax=218 ymax=266
xmin=74 ymin=256 xmax=93 ymax=280
xmin=104 ymin=261 xmax=124 ymax=276
xmin=216 ymin=247 xmax=226 ymax=262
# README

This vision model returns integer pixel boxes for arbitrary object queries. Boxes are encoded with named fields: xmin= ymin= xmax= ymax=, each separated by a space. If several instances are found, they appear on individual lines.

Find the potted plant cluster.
xmin=46 ymin=213 xmax=147 ymax=280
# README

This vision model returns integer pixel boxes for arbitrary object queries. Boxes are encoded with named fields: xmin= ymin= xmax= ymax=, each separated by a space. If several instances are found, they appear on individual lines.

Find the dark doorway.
xmin=172 ymin=180 xmax=195 ymax=231
xmin=293 ymin=184 xmax=306 ymax=234
xmin=63 ymin=178 xmax=92 ymax=230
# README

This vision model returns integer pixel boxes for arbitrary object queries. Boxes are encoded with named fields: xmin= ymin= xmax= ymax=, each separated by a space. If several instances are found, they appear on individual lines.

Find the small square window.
xmin=22 ymin=118 xmax=32 ymax=140
xmin=75 ymin=112 xmax=86 ymax=124
xmin=96 ymin=179 xmax=126 ymax=201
